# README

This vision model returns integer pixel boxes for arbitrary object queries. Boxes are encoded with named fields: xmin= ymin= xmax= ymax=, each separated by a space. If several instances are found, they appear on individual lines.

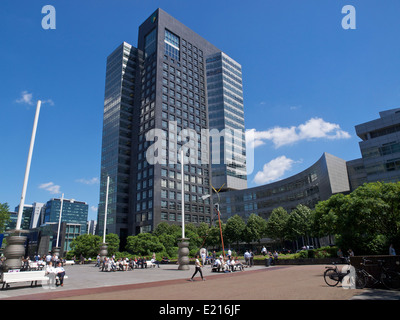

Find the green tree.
xmin=314 ymin=182 xmax=400 ymax=255
xmin=286 ymin=205 xmax=313 ymax=247
xmin=204 ymin=225 xmax=222 ymax=249
xmin=0 ymin=202 xmax=10 ymax=233
xmin=266 ymin=207 xmax=289 ymax=247
xmin=243 ymin=213 xmax=267 ymax=245
xmin=125 ymin=233 xmax=165 ymax=256
xmin=224 ymin=214 xmax=245 ymax=248
xmin=158 ymin=233 xmax=177 ymax=257
xmin=196 ymin=222 xmax=210 ymax=245
xmin=153 ymin=222 xmax=171 ymax=236
xmin=69 ymin=234 xmax=102 ymax=258
xmin=314 ymin=194 xmax=344 ymax=236
xmin=105 ymin=233 xmax=120 ymax=256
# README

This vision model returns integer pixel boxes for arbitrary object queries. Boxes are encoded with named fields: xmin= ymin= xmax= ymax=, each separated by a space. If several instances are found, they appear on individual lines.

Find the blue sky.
xmin=1 ymin=0 xmax=400 ymax=221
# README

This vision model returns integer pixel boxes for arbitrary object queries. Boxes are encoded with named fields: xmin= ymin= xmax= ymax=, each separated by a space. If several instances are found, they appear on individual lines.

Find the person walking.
xmin=95 ymin=254 xmax=101 ymax=267
xmin=189 ymin=255 xmax=205 ymax=281
xmin=244 ymin=250 xmax=250 ymax=266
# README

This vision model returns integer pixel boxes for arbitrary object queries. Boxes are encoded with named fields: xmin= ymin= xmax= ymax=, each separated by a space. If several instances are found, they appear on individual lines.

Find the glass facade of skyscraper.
xmin=132 ymin=9 xmax=217 ymax=235
xmin=206 ymin=52 xmax=247 ymax=191
xmin=98 ymin=42 xmax=141 ymax=241
xmin=44 ymin=198 xmax=88 ymax=235
xmin=99 ymin=9 xmax=245 ymax=240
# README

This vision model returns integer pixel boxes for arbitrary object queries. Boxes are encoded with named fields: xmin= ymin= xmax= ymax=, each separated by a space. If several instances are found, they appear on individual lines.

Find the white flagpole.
xmin=56 ymin=193 xmax=64 ymax=247
xmin=181 ymin=149 xmax=185 ymax=239
xmin=16 ymin=100 xmax=41 ymax=231
xmin=103 ymin=176 xmax=109 ymax=243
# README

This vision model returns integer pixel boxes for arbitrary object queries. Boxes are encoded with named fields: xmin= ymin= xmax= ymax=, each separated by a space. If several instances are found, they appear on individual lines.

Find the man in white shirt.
xmin=45 ymin=261 xmax=56 ymax=288
xmin=262 ymin=247 xmax=267 ymax=256
xmin=229 ymin=257 xmax=236 ymax=272
xmin=244 ymin=250 xmax=250 ymax=266
xmin=151 ymin=257 xmax=160 ymax=268
xmin=226 ymin=258 xmax=232 ymax=272
xmin=55 ymin=261 xmax=66 ymax=286
xmin=45 ymin=252 xmax=52 ymax=264
xmin=213 ymin=258 xmax=221 ymax=272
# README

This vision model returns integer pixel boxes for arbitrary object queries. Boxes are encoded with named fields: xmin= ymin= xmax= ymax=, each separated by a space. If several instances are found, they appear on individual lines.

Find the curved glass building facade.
xmin=216 ymin=153 xmax=350 ymax=221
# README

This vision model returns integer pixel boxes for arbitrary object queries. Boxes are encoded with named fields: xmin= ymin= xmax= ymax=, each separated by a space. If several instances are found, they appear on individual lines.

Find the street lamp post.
xmin=4 ymin=100 xmax=42 ymax=271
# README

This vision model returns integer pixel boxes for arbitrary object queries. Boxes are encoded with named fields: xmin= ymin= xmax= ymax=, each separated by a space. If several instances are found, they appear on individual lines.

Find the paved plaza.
xmin=1 ymin=263 xmax=400 ymax=301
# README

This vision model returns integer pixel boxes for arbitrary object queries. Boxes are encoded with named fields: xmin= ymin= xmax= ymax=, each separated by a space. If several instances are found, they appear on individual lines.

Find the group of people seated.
xmin=99 ymin=256 xmax=160 ymax=272
xmin=212 ymin=256 xmax=244 ymax=273
xmin=45 ymin=261 xmax=66 ymax=287
xmin=18 ymin=253 xmax=64 ymax=271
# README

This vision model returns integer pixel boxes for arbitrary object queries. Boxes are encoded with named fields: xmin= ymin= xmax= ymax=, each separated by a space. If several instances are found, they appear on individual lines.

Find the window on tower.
xmin=164 ymin=29 xmax=180 ymax=60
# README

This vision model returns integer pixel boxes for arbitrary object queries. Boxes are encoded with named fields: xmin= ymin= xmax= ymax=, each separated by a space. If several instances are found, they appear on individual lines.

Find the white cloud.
xmin=76 ymin=177 xmax=99 ymax=185
xmin=246 ymin=117 xmax=350 ymax=149
xmin=41 ymin=99 xmax=55 ymax=106
xmin=253 ymin=156 xmax=296 ymax=185
xmin=16 ymin=91 xmax=33 ymax=105
xmin=39 ymin=182 xmax=61 ymax=194
xmin=15 ymin=91 xmax=54 ymax=106
xmin=90 ymin=206 xmax=98 ymax=212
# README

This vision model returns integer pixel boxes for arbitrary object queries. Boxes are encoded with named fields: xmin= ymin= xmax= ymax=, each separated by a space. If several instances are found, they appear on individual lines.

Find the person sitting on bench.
xmin=55 ymin=261 xmax=66 ymax=287
xmin=212 ymin=258 xmax=222 ymax=272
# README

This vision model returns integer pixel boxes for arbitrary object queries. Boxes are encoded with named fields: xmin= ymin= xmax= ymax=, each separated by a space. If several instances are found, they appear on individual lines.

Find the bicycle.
xmin=355 ymin=258 xmax=400 ymax=290
xmin=323 ymin=258 xmax=352 ymax=287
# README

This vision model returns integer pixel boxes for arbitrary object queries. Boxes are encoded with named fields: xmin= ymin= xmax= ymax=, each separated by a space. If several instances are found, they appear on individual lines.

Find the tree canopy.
xmin=314 ymin=182 xmax=400 ymax=255
xmin=0 ymin=202 xmax=10 ymax=234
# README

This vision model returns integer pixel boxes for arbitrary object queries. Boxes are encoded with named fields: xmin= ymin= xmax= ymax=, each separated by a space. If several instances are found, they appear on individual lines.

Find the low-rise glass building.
xmin=215 ymin=153 xmax=350 ymax=222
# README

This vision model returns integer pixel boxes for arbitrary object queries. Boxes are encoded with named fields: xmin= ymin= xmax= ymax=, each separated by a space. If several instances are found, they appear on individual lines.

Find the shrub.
xmin=296 ymin=250 xmax=308 ymax=259
xmin=314 ymin=250 xmax=330 ymax=259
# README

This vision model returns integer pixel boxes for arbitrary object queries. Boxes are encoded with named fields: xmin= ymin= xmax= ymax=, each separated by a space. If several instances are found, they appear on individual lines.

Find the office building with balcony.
xmin=347 ymin=108 xmax=400 ymax=190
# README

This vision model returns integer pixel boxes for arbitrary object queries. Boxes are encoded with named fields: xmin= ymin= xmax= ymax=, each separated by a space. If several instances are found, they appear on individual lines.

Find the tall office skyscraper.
xmin=98 ymin=8 xmax=246 ymax=242
xmin=206 ymin=52 xmax=247 ymax=191
xmin=98 ymin=42 xmax=141 ymax=241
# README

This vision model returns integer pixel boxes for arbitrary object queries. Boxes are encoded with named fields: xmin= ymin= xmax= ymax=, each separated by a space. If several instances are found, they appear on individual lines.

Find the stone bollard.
xmin=178 ymin=238 xmax=190 ymax=270
xmin=99 ymin=243 xmax=108 ymax=262
xmin=3 ymin=233 xmax=27 ymax=271
xmin=52 ymin=247 xmax=61 ymax=260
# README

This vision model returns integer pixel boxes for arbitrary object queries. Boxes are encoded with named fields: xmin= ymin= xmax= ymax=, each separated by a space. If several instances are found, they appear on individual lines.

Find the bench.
xmin=29 ymin=262 xmax=46 ymax=270
xmin=1 ymin=270 xmax=69 ymax=289
xmin=64 ymin=260 xmax=75 ymax=266
xmin=212 ymin=262 xmax=244 ymax=273
xmin=51 ymin=273 xmax=69 ymax=286
xmin=1 ymin=270 xmax=48 ymax=290
xmin=134 ymin=261 xmax=156 ymax=268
